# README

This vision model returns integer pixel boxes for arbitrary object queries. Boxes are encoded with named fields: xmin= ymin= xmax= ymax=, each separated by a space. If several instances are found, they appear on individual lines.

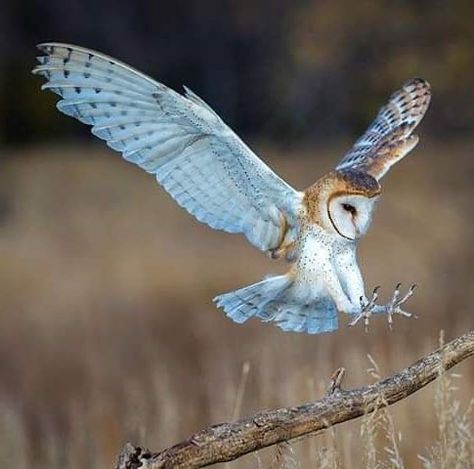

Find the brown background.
xmin=0 ymin=1 xmax=473 ymax=467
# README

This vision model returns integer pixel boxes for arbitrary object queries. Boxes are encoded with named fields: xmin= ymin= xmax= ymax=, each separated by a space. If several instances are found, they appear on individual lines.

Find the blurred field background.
xmin=0 ymin=1 xmax=473 ymax=468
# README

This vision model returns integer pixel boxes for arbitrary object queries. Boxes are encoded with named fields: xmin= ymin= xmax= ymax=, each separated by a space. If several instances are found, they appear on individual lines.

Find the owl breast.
xmin=292 ymin=225 xmax=336 ymax=300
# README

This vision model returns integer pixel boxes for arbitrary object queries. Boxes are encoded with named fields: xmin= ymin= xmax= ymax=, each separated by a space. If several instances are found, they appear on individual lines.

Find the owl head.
xmin=305 ymin=169 xmax=381 ymax=241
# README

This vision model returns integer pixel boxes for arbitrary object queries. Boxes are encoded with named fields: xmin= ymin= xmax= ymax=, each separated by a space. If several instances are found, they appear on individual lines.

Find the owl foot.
xmin=348 ymin=286 xmax=381 ymax=332
xmin=347 ymin=284 xmax=417 ymax=332
xmin=385 ymin=283 xmax=418 ymax=330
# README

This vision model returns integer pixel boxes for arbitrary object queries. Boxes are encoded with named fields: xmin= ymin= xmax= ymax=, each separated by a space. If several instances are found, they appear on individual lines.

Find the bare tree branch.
xmin=116 ymin=330 xmax=474 ymax=469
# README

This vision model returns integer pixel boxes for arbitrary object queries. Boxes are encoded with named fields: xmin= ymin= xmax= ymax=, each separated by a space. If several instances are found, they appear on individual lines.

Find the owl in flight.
xmin=33 ymin=43 xmax=431 ymax=334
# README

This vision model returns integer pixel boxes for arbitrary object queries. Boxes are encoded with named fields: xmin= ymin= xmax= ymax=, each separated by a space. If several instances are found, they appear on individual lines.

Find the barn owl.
xmin=33 ymin=43 xmax=431 ymax=334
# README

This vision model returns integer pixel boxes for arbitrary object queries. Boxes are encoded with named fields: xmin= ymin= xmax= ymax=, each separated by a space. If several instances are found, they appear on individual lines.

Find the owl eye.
xmin=342 ymin=203 xmax=356 ymax=215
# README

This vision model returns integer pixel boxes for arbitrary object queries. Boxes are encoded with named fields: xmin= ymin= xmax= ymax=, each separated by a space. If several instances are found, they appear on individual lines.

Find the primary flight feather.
xmin=33 ymin=43 xmax=431 ymax=334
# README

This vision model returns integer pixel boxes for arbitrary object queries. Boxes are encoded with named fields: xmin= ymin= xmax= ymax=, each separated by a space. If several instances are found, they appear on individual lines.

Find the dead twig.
xmin=116 ymin=330 xmax=474 ymax=469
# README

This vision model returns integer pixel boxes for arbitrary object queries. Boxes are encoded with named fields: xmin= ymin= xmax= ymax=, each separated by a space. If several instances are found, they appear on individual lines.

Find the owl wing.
xmin=33 ymin=43 xmax=302 ymax=252
xmin=336 ymin=78 xmax=431 ymax=180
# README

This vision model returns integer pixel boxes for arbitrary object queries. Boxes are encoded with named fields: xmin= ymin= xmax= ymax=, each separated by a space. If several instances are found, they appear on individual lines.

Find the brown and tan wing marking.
xmin=336 ymin=78 xmax=431 ymax=180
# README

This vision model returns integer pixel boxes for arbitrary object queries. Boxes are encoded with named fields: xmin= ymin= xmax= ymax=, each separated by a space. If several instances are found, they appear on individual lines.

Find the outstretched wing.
xmin=33 ymin=43 xmax=302 ymax=252
xmin=336 ymin=78 xmax=431 ymax=180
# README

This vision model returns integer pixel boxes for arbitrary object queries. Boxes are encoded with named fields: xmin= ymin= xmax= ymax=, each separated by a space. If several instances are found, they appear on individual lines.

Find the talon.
xmin=350 ymin=287 xmax=379 ymax=330
xmin=395 ymin=308 xmax=416 ymax=319
xmin=407 ymin=283 xmax=418 ymax=297
xmin=397 ymin=309 xmax=411 ymax=317
xmin=397 ymin=284 xmax=417 ymax=305
xmin=391 ymin=283 xmax=401 ymax=304
xmin=351 ymin=283 xmax=419 ymax=331
xmin=348 ymin=309 xmax=371 ymax=328
xmin=348 ymin=316 xmax=358 ymax=327
xmin=348 ymin=312 xmax=363 ymax=327
xmin=366 ymin=286 xmax=380 ymax=309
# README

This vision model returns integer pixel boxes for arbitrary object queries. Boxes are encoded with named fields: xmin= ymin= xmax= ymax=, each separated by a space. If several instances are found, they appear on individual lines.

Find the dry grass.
xmin=0 ymin=140 xmax=472 ymax=468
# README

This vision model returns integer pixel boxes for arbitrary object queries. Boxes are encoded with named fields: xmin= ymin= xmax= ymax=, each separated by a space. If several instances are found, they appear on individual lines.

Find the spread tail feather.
xmin=214 ymin=275 xmax=338 ymax=334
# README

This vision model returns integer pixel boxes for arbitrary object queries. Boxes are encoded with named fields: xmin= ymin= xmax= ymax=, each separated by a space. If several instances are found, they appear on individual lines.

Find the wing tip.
xmin=36 ymin=43 xmax=57 ymax=55
xmin=402 ymin=77 xmax=432 ymax=97
xmin=336 ymin=77 xmax=430 ymax=177
xmin=37 ymin=42 xmax=73 ymax=51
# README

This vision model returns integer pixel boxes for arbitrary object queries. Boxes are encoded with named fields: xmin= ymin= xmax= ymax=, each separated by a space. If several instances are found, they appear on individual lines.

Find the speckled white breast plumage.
xmin=34 ymin=43 xmax=431 ymax=334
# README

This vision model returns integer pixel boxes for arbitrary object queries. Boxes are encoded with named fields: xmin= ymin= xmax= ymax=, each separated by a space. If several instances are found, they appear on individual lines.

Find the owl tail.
xmin=214 ymin=275 xmax=338 ymax=334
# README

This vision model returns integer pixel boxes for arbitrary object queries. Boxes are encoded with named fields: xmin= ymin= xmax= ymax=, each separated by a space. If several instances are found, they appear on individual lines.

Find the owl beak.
xmin=354 ymin=224 xmax=361 ymax=239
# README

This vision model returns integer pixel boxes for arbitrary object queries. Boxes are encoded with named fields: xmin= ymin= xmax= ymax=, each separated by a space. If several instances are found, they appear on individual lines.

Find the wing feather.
xmin=33 ymin=43 xmax=302 ymax=252
xmin=336 ymin=78 xmax=431 ymax=180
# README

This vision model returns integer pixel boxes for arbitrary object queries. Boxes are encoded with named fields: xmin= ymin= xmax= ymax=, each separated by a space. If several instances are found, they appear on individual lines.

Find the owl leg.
xmin=348 ymin=286 xmax=381 ymax=332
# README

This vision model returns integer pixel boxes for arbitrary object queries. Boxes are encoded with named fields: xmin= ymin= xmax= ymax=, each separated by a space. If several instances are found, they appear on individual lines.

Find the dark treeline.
xmin=1 ymin=0 xmax=473 ymax=145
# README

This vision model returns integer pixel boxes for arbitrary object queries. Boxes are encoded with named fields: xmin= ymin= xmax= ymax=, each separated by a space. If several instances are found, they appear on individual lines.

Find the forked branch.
xmin=116 ymin=330 xmax=474 ymax=469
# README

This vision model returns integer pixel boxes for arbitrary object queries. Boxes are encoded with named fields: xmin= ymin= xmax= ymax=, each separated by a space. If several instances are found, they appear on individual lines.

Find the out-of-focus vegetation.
xmin=0 ymin=142 xmax=472 ymax=467
xmin=0 ymin=2 xmax=473 ymax=468
xmin=1 ymin=0 xmax=474 ymax=144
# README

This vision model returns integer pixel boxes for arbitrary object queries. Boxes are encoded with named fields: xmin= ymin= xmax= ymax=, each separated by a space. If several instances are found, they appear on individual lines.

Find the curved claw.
xmin=350 ymin=286 xmax=381 ymax=332
xmin=348 ymin=311 xmax=371 ymax=332
xmin=370 ymin=286 xmax=381 ymax=305
xmin=398 ymin=283 xmax=417 ymax=304
xmin=390 ymin=283 xmax=402 ymax=305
